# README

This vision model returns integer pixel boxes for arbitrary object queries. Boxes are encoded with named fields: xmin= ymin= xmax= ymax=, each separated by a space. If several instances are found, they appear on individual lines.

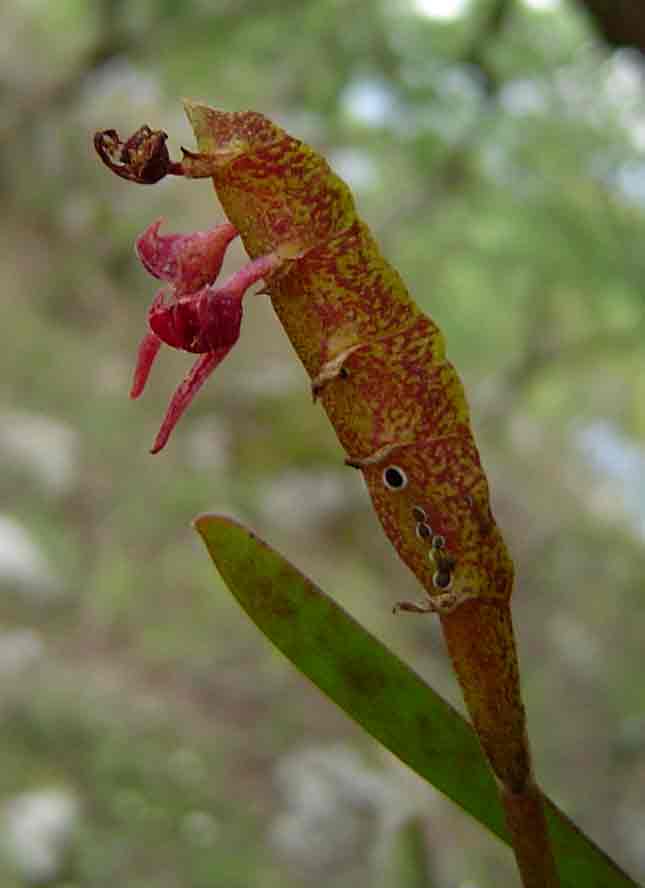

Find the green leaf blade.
xmin=194 ymin=513 xmax=641 ymax=888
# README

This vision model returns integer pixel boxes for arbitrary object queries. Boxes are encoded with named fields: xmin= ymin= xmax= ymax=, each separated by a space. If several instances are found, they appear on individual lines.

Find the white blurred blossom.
xmin=3 ymin=788 xmax=80 ymax=883
xmin=0 ymin=411 xmax=79 ymax=495
xmin=0 ymin=515 xmax=60 ymax=601
xmin=180 ymin=810 xmax=219 ymax=848
xmin=270 ymin=744 xmax=430 ymax=873
xmin=0 ymin=629 xmax=44 ymax=676
xmin=257 ymin=470 xmax=352 ymax=533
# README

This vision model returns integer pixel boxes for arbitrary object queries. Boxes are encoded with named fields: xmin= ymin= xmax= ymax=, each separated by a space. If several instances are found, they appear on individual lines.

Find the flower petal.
xmin=150 ymin=348 xmax=232 ymax=454
xmin=130 ymin=332 xmax=162 ymax=399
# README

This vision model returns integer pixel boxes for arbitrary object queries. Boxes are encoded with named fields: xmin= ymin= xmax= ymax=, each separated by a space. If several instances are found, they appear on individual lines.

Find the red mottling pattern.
xmin=183 ymin=107 xmax=281 ymax=157
xmin=187 ymin=103 xmax=514 ymax=609
xmin=358 ymin=437 xmax=512 ymax=604
xmin=319 ymin=315 xmax=469 ymax=458
xmin=164 ymin=111 xmax=514 ymax=611
xmin=186 ymin=104 xmax=355 ymax=259
xmin=274 ymin=221 xmax=422 ymax=376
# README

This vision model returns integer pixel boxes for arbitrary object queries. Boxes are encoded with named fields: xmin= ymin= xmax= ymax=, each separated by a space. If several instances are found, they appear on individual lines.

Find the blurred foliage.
xmin=2 ymin=0 xmax=645 ymax=885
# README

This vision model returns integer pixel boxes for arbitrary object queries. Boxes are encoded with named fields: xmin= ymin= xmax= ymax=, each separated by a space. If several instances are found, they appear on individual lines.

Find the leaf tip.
xmin=193 ymin=511 xmax=221 ymax=535
xmin=192 ymin=512 xmax=242 ymax=539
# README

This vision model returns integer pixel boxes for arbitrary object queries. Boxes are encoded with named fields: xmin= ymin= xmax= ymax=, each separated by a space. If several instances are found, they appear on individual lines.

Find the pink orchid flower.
xmin=131 ymin=218 xmax=279 ymax=453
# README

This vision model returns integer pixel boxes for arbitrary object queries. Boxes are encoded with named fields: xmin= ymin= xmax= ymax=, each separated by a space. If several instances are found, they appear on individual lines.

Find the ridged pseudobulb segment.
xmin=274 ymin=221 xmax=423 ymax=376
xmin=319 ymin=316 xmax=469 ymax=458
xmin=184 ymin=104 xmax=509 ymax=605
xmin=357 ymin=439 xmax=511 ymax=602
xmin=187 ymin=103 xmax=355 ymax=259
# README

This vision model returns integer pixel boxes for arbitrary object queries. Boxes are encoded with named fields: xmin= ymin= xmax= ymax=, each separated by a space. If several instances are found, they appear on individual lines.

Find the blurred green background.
xmin=3 ymin=0 xmax=645 ymax=885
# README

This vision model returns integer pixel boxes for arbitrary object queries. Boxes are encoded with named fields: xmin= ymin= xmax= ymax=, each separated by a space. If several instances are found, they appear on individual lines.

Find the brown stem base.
xmin=439 ymin=599 xmax=560 ymax=886
xmin=502 ymin=780 xmax=560 ymax=888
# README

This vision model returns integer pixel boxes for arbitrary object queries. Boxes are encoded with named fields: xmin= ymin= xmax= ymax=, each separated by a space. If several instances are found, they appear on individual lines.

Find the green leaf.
xmin=194 ymin=513 xmax=641 ymax=888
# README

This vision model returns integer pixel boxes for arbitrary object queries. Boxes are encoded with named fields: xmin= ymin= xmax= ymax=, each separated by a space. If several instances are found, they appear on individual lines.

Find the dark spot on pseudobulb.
xmin=383 ymin=466 xmax=407 ymax=490
xmin=433 ymin=570 xmax=453 ymax=590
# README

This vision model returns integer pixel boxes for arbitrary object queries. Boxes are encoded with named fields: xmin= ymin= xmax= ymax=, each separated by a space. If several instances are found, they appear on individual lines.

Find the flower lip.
xmin=149 ymin=289 xmax=244 ymax=354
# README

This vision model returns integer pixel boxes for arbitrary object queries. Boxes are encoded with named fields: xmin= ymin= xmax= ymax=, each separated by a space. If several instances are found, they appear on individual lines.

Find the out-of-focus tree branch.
xmin=462 ymin=0 xmax=515 ymax=95
xmin=574 ymin=0 xmax=645 ymax=57
xmin=478 ymin=318 xmax=645 ymax=432
xmin=0 ymin=0 xmax=134 ymax=149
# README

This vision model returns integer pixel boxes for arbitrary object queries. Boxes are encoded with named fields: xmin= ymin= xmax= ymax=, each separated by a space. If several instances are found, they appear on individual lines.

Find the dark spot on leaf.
xmin=342 ymin=660 xmax=386 ymax=697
